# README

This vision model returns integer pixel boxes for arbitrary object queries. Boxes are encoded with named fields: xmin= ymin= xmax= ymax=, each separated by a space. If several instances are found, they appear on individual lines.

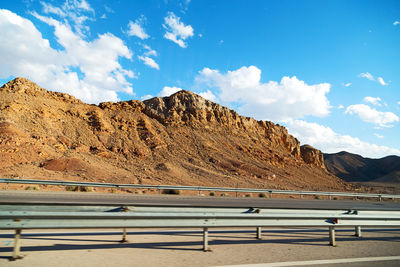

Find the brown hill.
xmin=0 ymin=77 xmax=349 ymax=191
xmin=324 ymin=151 xmax=400 ymax=183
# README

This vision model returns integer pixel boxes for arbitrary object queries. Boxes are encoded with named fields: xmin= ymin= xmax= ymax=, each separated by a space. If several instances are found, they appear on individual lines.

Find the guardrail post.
xmin=256 ymin=227 xmax=262 ymax=239
xmin=355 ymin=226 xmax=362 ymax=237
xmin=5 ymin=183 xmax=8 ymax=190
xmin=329 ymin=226 xmax=336 ymax=246
xmin=236 ymin=184 xmax=238 ymax=197
xmin=120 ymin=228 xmax=128 ymax=243
xmin=11 ymin=229 xmax=23 ymax=261
xmin=379 ymin=195 xmax=382 ymax=202
xmin=203 ymin=227 xmax=210 ymax=252
xmin=269 ymin=191 xmax=272 ymax=198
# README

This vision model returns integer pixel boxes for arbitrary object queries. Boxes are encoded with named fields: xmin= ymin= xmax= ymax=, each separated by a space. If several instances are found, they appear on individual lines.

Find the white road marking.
xmin=216 ymin=256 xmax=400 ymax=267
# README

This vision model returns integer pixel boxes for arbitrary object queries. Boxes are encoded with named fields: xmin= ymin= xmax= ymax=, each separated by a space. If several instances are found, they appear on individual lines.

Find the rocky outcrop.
xmin=143 ymin=91 xmax=301 ymax=158
xmin=143 ymin=90 xmax=247 ymax=127
xmin=0 ymin=77 xmax=81 ymax=104
xmin=300 ymin=145 xmax=325 ymax=169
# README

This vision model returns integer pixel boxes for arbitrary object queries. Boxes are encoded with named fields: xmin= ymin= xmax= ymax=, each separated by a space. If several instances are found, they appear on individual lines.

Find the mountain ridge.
xmin=0 ymin=77 xmax=348 ymax=191
xmin=324 ymin=151 xmax=400 ymax=183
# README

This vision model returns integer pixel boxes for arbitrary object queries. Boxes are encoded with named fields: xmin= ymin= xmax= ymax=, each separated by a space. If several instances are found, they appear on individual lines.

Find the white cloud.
xmin=394 ymin=21 xmax=400 ymax=26
xmin=0 ymin=9 xmax=134 ymax=104
xmin=178 ymin=0 xmax=191 ymax=13
xmin=61 ymin=0 xmax=93 ymax=12
xmin=104 ymin=5 xmax=114 ymax=14
xmin=39 ymin=0 xmax=94 ymax=36
xmin=286 ymin=120 xmax=400 ymax=158
xmin=138 ymin=56 xmax=159 ymax=70
xmin=195 ymin=66 xmax=331 ymax=121
xmin=41 ymin=2 xmax=66 ymax=17
xmin=138 ymin=45 xmax=159 ymax=69
xmin=141 ymin=94 xmax=153 ymax=100
xmin=100 ymin=14 xmax=106 ymax=19
xmin=359 ymin=72 xmax=374 ymax=81
xmin=377 ymin=77 xmax=388 ymax=86
xmin=158 ymin=86 xmax=182 ymax=97
xmin=359 ymin=72 xmax=388 ymax=86
xmin=163 ymin=12 xmax=194 ymax=48
xmin=127 ymin=16 xmax=149 ymax=40
xmin=345 ymin=104 xmax=399 ymax=127
xmin=143 ymin=45 xmax=157 ymax=57
xmin=199 ymin=90 xmax=217 ymax=102
xmin=374 ymin=133 xmax=384 ymax=139
xmin=344 ymin=82 xmax=352 ymax=87
xmin=364 ymin=96 xmax=382 ymax=106
xmin=338 ymin=105 xmax=344 ymax=109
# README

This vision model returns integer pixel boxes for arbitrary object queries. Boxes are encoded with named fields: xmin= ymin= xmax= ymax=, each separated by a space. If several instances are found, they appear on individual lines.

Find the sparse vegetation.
xmin=258 ymin=193 xmax=267 ymax=198
xmin=80 ymin=186 xmax=93 ymax=192
xmin=65 ymin=185 xmax=93 ymax=192
xmin=25 ymin=185 xmax=39 ymax=191
xmin=162 ymin=189 xmax=181 ymax=195
xmin=209 ymin=191 xmax=215 ymax=196
xmin=245 ymin=193 xmax=252 ymax=197
xmin=314 ymin=195 xmax=321 ymax=200
xmin=65 ymin=185 xmax=79 ymax=192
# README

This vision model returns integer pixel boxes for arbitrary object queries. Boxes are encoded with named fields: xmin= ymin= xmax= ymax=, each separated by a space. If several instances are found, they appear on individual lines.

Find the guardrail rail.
xmin=1 ymin=178 xmax=399 ymax=200
xmin=1 ymin=203 xmax=400 ymax=260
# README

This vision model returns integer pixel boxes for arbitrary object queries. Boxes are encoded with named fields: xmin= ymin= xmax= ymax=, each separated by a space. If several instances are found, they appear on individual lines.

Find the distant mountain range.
xmin=324 ymin=151 xmax=400 ymax=183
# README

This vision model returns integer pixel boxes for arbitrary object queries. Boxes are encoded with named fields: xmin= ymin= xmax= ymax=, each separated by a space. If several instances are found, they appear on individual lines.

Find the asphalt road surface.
xmin=1 ymin=190 xmax=400 ymax=210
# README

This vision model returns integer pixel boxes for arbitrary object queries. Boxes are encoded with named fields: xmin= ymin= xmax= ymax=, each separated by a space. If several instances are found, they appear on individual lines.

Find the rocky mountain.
xmin=324 ymin=151 xmax=400 ymax=183
xmin=0 ymin=77 xmax=349 ymax=191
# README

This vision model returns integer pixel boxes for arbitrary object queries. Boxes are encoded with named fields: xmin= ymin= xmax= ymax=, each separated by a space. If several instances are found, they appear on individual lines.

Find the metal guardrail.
xmin=1 ymin=178 xmax=399 ymax=200
xmin=1 ymin=203 xmax=400 ymax=260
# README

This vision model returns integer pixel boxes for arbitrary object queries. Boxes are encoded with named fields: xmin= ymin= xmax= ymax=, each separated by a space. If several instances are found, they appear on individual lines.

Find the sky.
xmin=0 ymin=0 xmax=399 ymax=158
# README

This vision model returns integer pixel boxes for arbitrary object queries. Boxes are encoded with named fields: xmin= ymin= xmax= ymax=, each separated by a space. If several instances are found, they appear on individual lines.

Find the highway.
xmin=1 ymin=190 xmax=400 ymax=210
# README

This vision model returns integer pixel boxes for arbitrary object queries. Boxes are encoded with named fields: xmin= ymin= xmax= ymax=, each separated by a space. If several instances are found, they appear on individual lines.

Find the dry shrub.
xmin=162 ymin=189 xmax=181 ymax=195
xmin=25 ymin=185 xmax=40 ymax=191
xmin=65 ymin=185 xmax=93 ymax=192
xmin=66 ymin=185 xmax=79 ymax=192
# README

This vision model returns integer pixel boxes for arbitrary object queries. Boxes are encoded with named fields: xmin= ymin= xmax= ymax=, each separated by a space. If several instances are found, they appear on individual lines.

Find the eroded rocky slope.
xmin=0 ymin=77 xmax=349 ymax=191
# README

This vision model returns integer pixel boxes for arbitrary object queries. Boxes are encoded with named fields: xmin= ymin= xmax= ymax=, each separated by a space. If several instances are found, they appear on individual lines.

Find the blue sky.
xmin=0 ymin=0 xmax=399 ymax=158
